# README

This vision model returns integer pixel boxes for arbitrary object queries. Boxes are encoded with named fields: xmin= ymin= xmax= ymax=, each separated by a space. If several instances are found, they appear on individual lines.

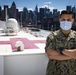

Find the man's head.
xmin=59 ymin=10 xmax=74 ymax=31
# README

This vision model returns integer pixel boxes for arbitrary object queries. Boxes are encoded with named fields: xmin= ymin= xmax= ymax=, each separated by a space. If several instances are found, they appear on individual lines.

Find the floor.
xmin=0 ymin=31 xmax=46 ymax=53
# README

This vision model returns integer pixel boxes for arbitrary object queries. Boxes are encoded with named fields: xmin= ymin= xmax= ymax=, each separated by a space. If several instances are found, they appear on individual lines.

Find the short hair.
xmin=60 ymin=10 xmax=74 ymax=18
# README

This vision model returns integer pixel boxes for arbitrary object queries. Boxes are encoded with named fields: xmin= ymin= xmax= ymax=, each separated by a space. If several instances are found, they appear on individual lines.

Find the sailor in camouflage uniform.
xmin=45 ymin=10 xmax=76 ymax=75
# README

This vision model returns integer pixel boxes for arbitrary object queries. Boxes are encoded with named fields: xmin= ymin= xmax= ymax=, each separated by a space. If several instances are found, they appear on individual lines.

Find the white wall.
xmin=0 ymin=20 xmax=6 ymax=32
xmin=4 ymin=53 xmax=48 ymax=75
xmin=0 ymin=56 xmax=4 ymax=75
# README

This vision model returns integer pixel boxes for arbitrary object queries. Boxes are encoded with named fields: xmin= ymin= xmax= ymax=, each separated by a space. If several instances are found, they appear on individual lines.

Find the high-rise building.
xmin=9 ymin=1 xmax=17 ymax=19
xmin=72 ymin=6 xmax=76 ymax=22
xmin=44 ymin=7 xmax=50 ymax=18
xmin=28 ymin=10 xmax=33 ymax=24
xmin=34 ymin=5 xmax=38 ymax=21
xmin=4 ymin=5 xmax=9 ymax=20
xmin=39 ymin=8 xmax=45 ymax=21
xmin=72 ymin=6 xmax=76 ymax=13
xmin=0 ymin=6 xmax=2 ymax=19
xmin=53 ymin=9 xmax=57 ymax=15
xmin=23 ymin=7 xmax=28 ymax=26
xmin=66 ymin=6 xmax=72 ymax=11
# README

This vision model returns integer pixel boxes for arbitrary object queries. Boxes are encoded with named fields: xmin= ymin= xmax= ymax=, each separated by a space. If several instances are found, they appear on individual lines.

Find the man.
xmin=45 ymin=10 xmax=76 ymax=75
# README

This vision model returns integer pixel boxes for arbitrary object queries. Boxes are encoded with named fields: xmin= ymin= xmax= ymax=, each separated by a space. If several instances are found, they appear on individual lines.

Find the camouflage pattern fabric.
xmin=45 ymin=30 xmax=76 ymax=75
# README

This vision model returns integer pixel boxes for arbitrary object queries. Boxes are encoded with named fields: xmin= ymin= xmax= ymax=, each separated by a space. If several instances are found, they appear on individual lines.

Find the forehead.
xmin=60 ymin=14 xmax=73 ymax=19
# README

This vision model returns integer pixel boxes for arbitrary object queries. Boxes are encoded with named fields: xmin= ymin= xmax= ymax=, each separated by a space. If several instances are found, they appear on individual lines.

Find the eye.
xmin=61 ymin=19 xmax=66 ymax=21
xmin=67 ymin=19 xmax=71 ymax=21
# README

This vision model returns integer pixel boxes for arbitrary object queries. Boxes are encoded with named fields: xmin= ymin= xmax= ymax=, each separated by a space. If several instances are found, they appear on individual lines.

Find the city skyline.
xmin=0 ymin=0 xmax=76 ymax=11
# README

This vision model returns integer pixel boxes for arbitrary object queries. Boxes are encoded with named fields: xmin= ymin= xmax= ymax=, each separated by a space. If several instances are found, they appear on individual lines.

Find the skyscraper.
xmin=9 ymin=1 xmax=17 ymax=19
xmin=66 ymin=6 xmax=72 ymax=11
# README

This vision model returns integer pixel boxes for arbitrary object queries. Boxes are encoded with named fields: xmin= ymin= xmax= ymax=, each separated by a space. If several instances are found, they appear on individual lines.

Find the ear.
xmin=72 ymin=18 xmax=74 ymax=23
xmin=59 ymin=18 xmax=61 ymax=21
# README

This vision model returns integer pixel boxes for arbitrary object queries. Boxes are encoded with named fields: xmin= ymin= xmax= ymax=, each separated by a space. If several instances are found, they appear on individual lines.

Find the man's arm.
xmin=62 ymin=49 xmax=76 ymax=59
xmin=46 ymin=49 xmax=72 ymax=60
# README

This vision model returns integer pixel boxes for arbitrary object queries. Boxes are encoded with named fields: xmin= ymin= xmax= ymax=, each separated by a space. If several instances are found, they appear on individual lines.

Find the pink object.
xmin=0 ymin=38 xmax=45 ymax=50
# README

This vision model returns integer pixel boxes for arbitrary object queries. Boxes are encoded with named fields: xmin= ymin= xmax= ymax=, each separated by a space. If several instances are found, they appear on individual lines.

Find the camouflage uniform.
xmin=45 ymin=30 xmax=76 ymax=75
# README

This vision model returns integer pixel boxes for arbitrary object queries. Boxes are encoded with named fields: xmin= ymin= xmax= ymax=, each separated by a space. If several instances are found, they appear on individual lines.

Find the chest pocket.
xmin=68 ymin=38 xmax=76 ymax=49
xmin=55 ymin=37 xmax=76 ymax=49
xmin=55 ymin=38 xmax=66 ymax=49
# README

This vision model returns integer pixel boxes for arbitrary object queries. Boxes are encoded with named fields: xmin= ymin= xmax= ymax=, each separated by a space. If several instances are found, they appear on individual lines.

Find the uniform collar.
xmin=58 ymin=30 xmax=75 ymax=38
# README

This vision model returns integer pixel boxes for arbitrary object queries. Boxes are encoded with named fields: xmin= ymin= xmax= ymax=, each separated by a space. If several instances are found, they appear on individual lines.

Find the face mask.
xmin=60 ymin=21 xmax=72 ymax=30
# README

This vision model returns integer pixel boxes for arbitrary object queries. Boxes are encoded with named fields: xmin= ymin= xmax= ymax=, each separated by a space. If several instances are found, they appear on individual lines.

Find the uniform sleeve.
xmin=45 ymin=35 xmax=55 ymax=51
xmin=74 ymin=32 xmax=76 ymax=48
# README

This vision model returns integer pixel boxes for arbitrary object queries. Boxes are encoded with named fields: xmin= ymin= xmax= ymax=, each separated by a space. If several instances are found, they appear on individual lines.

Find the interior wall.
xmin=4 ymin=53 xmax=48 ymax=75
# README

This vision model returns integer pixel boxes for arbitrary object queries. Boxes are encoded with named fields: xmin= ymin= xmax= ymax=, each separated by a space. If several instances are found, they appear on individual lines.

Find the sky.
xmin=0 ymin=0 xmax=76 ymax=11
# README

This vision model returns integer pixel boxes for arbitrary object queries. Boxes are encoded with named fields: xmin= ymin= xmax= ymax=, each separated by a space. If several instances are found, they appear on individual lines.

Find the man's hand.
xmin=62 ymin=49 xmax=76 ymax=59
xmin=58 ymin=47 xmax=64 ymax=54
xmin=46 ymin=49 xmax=72 ymax=60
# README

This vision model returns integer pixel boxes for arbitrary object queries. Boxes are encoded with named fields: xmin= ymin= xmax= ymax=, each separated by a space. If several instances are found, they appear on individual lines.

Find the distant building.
xmin=52 ymin=9 xmax=60 ymax=30
xmin=72 ymin=6 xmax=76 ymax=22
xmin=28 ymin=10 xmax=34 ymax=25
xmin=66 ymin=6 xmax=72 ymax=11
xmin=22 ymin=7 xmax=28 ymax=26
xmin=0 ymin=6 xmax=2 ymax=19
xmin=34 ymin=5 xmax=38 ymax=21
xmin=9 ymin=1 xmax=17 ymax=19
xmin=53 ymin=9 xmax=58 ymax=15
xmin=4 ymin=5 xmax=9 ymax=21
xmin=39 ymin=8 xmax=45 ymax=22
xmin=0 ymin=1 xmax=76 ymax=31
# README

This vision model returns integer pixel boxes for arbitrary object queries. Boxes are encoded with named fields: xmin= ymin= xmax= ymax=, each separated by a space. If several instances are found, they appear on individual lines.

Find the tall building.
xmin=66 ymin=5 xmax=72 ymax=11
xmin=28 ymin=10 xmax=34 ymax=24
xmin=72 ymin=6 xmax=76 ymax=21
xmin=22 ymin=7 xmax=28 ymax=26
xmin=44 ymin=7 xmax=50 ymax=18
xmin=0 ymin=6 xmax=2 ymax=19
xmin=34 ymin=5 xmax=38 ymax=21
xmin=4 ymin=5 xmax=9 ymax=21
xmin=52 ymin=9 xmax=60 ymax=30
xmin=16 ymin=9 xmax=19 ymax=21
xmin=72 ymin=6 xmax=76 ymax=13
xmin=53 ymin=9 xmax=57 ymax=15
xmin=39 ymin=8 xmax=45 ymax=22
xmin=52 ymin=9 xmax=58 ymax=22
xmin=9 ymin=1 xmax=17 ymax=19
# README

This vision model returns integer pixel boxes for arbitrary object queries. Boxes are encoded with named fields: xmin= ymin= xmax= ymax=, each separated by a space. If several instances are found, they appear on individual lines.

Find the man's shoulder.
xmin=53 ymin=30 xmax=60 ymax=35
xmin=48 ymin=30 xmax=60 ymax=39
xmin=71 ymin=30 xmax=76 ymax=34
xmin=71 ymin=30 xmax=76 ymax=36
